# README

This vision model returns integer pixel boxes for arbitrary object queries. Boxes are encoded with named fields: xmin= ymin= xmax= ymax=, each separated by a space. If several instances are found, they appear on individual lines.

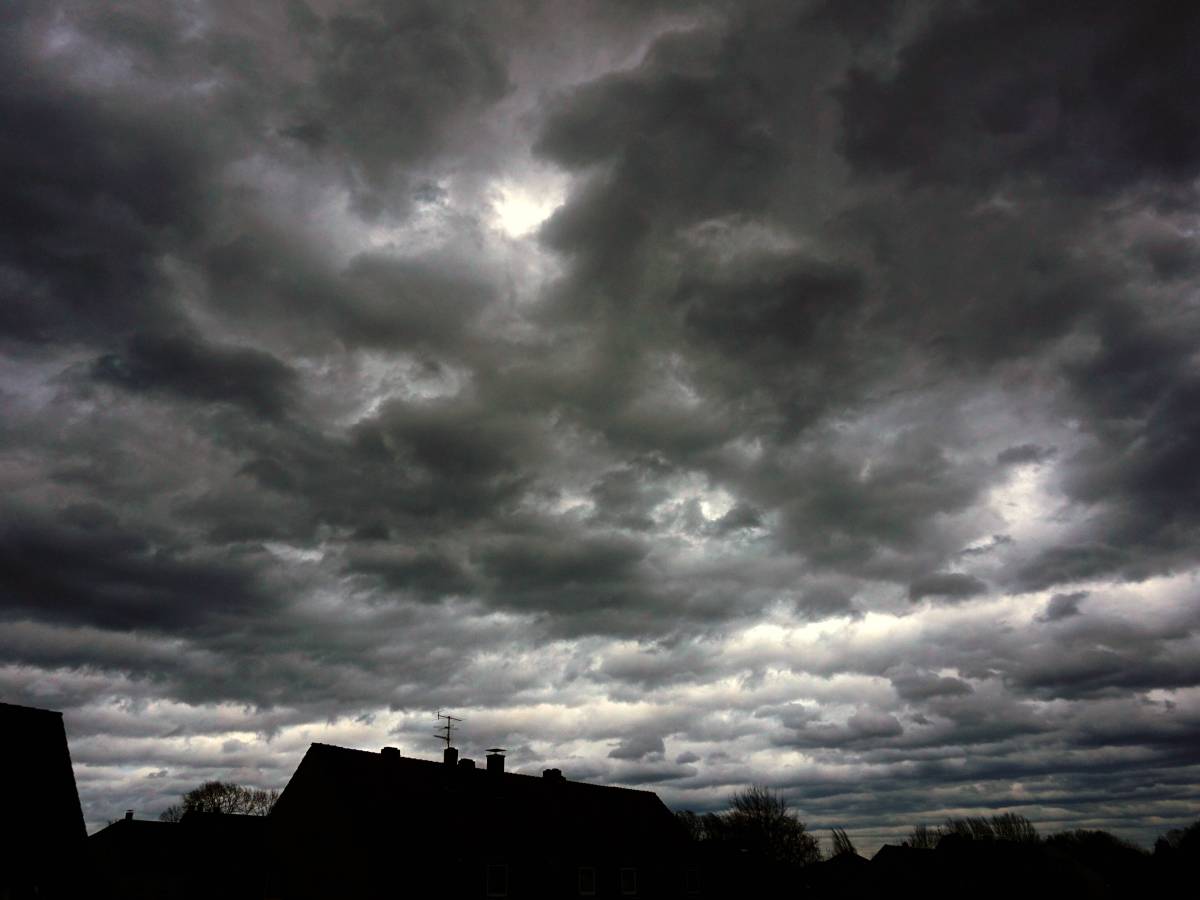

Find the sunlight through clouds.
xmin=489 ymin=172 xmax=568 ymax=237
xmin=2 ymin=0 xmax=1199 ymax=856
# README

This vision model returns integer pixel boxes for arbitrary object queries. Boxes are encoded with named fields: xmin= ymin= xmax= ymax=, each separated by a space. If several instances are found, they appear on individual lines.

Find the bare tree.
xmin=941 ymin=813 xmax=1039 ymax=843
xmin=674 ymin=808 xmax=744 ymax=845
xmin=725 ymin=785 xmax=822 ymax=866
xmin=907 ymin=823 xmax=941 ymax=849
xmin=990 ymin=812 xmax=1039 ymax=843
xmin=158 ymin=781 xmax=278 ymax=821
xmin=675 ymin=810 xmax=704 ymax=842
xmin=675 ymin=787 xmax=821 ymax=865
xmin=1157 ymin=819 xmax=1199 ymax=853
xmin=830 ymin=827 xmax=857 ymax=857
xmin=944 ymin=816 xmax=995 ymax=841
xmin=159 ymin=804 xmax=185 ymax=823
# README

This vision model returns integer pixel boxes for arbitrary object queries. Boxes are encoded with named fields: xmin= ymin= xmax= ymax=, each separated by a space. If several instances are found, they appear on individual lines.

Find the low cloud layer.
xmin=2 ymin=0 xmax=1198 ymax=850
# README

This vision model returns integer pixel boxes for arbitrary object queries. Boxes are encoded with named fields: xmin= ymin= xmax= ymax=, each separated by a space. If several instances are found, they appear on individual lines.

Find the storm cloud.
xmin=2 ymin=0 xmax=1198 ymax=851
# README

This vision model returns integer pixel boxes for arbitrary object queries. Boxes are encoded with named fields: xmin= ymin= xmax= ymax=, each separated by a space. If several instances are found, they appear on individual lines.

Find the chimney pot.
xmin=381 ymin=746 xmax=401 ymax=761
xmin=444 ymin=746 xmax=459 ymax=766
xmin=542 ymin=768 xmax=564 ymax=781
xmin=125 ymin=810 xmax=134 ymax=821
xmin=458 ymin=758 xmax=476 ymax=769
xmin=485 ymin=748 xmax=505 ymax=775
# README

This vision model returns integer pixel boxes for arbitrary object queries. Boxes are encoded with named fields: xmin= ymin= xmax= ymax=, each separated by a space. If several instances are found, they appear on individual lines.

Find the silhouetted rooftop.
xmin=0 ymin=701 xmax=86 ymax=843
xmin=89 ymin=816 xmax=177 ymax=848
xmin=1 ymin=701 xmax=87 ymax=897
xmin=272 ymin=742 xmax=685 ymax=855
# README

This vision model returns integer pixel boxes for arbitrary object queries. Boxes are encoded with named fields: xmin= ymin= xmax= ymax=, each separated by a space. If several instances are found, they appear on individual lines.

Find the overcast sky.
xmin=3 ymin=0 xmax=1199 ymax=849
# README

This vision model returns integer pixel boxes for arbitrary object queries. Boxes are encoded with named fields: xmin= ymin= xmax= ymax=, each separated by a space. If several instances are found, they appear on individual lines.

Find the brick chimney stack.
xmin=485 ymin=748 xmax=505 ymax=775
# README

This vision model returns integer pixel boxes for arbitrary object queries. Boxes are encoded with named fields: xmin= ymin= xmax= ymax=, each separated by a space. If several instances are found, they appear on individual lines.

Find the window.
xmin=620 ymin=867 xmax=638 ymax=895
xmin=486 ymin=864 xmax=508 ymax=897
xmin=578 ymin=866 xmax=597 ymax=896
xmin=684 ymin=867 xmax=701 ymax=895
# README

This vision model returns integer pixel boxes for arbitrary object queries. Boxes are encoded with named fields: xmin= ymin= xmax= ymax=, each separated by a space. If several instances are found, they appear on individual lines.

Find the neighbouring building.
xmin=266 ymin=743 xmax=698 ymax=899
xmin=89 ymin=810 xmax=268 ymax=900
xmin=89 ymin=813 xmax=180 ymax=900
xmin=0 ymin=701 xmax=88 ymax=899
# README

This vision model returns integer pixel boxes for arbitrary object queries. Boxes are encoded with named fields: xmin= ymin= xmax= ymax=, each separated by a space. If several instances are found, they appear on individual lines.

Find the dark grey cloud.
xmin=710 ymin=502 xmax=763 ymax=535
xmin=1 ymin=0 xmax=1198 ymax=849
xmin=773 ymin=707 xmax=906 ymax=750
xmin=297 ymin=0 xmax=510 ymax=212
xmin=674 ymin=256 xmax=867 ymax=399
xmin=838 ymin=1 xmax=1200 ymax=192
xmin=909 ymin=572 xmax=988 ymax=603
xmin=0 ymin=31 xmax=203 ymax=347
xmin=588 ymin=464 xmax=673 ymax=531
xmin=608 ymin=733 xmax=665 ymax=761
xmin=891 ymin=671 xmax=974 ymax=703
xmin=92 ymin=332 xmax=299 ymax=418
xmin=0 ymin=507 xmax=274 ymax=633
xmin=1011 ymin=611 xmax=1200 ymax=700
xmin=202 ymin=235 xmax=498 ymax=355
xmin=1040 ymin=591 xmax=1087 ymax=623
xmin=997 ymin=444 xmax=1056 ymax=466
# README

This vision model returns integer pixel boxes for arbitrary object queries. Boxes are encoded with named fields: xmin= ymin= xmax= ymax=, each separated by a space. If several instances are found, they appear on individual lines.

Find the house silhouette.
xmin=90 ymin=809 xmax=268 ymax=900
xmin=89 ymin=814 xmax=180 ymax=899
xmin=0 ymin=701 xmax=87 ymax=899
xmin=266 ymin=743 xmax=696 ymax=899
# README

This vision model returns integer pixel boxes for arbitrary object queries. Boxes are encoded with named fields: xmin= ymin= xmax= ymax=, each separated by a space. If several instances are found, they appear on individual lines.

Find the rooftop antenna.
xmin=435 ymin=710 xmax=461 ymax=749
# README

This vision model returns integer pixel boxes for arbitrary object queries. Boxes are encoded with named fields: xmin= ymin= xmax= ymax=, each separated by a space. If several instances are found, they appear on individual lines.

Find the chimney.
xmin=381 ymin=746 xmax=401 ymax=762
xmin=444 ymin=746 xmax=459 ymax=766
xmin=542 ymin=768 xmax=564 ymax=782
xmin=458 ymin=758 xmax=476 ymax=770
xmin=485 ymin=748 xmax=505 ymax=776
xmin=125 ymin=810 xmax=134 ymax=821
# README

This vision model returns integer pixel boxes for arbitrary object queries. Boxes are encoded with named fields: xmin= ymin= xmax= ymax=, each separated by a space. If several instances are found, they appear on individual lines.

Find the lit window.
xmin=620 ymin=868 xmax=638 ymax=895
xmin=486 ymin=864 xmax=508 ymax=897
xmin=578 ymin=866 xmax=597 ymax=896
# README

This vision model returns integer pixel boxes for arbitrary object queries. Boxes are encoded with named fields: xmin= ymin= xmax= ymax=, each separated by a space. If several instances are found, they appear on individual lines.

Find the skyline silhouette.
xmin=2 ymin=0 xmax=1199 ymax=858
xmin=7 ymin=698 xmax=1197 ymax=899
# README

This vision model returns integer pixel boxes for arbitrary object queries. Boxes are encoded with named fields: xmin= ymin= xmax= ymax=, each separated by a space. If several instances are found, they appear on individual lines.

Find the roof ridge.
xmin=0 ymin=700 xmax=64 ymax=715
xmin=303 ymin=742 xmax=663 ymax=796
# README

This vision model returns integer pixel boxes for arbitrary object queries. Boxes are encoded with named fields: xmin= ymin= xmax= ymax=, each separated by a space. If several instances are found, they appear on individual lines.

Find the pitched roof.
xmin=88 ymin=817 xmax=178 ymax=851
xmin=272 ymin=743 xmax=686 ymax=857
xmin=90 ymin=814 xmax=268 ymax=899
xmin=0 ymin=701 xmax=88 ymax=894
xmin=0 ymin=701 xmax=86 ymax=845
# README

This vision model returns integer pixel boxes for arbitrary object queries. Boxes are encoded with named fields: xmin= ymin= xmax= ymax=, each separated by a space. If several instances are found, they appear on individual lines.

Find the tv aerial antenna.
xmin=435 ymin=710 xmax=461 ymax=749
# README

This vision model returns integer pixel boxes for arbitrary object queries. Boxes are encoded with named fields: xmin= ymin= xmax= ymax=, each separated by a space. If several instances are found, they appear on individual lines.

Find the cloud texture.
xmin=2 ymin=0 xmax=1199 ymax=849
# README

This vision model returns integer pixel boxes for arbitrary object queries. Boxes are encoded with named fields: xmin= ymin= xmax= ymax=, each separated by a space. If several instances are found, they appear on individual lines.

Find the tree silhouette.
xmin=940 ymin=813 xmax=1039 ymax=843
xmin=675 ymin=786 xmax=821 ymax=865
xmin=990 ymin=812 xmax=1039 ymax=843
xmin=159 ymin=780 xmax=278 ymax=821
xmin=830 ymin=827 xmax=856 ymax=857
xmin=907 ymin=823 xmax=940 ymax=849
xmin=674 ymin=809 xmax=737 ymax=844
xmin=725 ymin=785 xmax=822 ymax=865
xmin=1156 ymin=818 xmax=1200 ymax=854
